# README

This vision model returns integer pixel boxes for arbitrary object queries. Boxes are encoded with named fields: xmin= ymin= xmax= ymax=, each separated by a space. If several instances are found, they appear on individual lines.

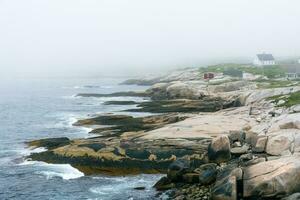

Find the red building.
xmin=204 ymin=72 xmax=215 ymax=80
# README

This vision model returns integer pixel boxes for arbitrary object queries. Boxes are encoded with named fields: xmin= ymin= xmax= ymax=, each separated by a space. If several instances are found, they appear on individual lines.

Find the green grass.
xmin=267 ymin=91 xmax=300 ymax=107
xmin=255 ymin=80 xmax=300 ymax=89
xmin=199 ymin=63 xmax=286 ymax=79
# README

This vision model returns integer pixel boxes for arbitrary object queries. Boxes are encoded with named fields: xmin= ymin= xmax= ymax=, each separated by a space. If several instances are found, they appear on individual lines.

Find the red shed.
xmin=204 ymin=72 xmax=215 ymax=80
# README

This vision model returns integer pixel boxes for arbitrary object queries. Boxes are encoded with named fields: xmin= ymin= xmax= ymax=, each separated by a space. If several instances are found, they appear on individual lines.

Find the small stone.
xmin=277 ymin=99 xmax=286 ymax=106
xmin=133 ymin=186 xmax=145 ymax=190
xmin=256 ymin=117 xmax=262 ymax=122
xmin=232 ymin=141 xmax=242 ymax=147
xmin=230 ymin=144 xmax=249 ymax=155
xmin=240 ymin=153 xmax=253 ymax=161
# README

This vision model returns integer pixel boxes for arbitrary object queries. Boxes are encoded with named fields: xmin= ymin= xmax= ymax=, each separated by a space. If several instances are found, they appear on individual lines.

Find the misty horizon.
xmin=1 ymin=0 xmax=300 ymax=77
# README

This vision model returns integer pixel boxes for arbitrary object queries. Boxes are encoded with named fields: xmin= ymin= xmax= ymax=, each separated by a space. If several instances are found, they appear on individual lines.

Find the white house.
xmin=285 ymin=60 xmax=300 ymax=80
xmin=253 ymin=53 xmax=276 ymax=66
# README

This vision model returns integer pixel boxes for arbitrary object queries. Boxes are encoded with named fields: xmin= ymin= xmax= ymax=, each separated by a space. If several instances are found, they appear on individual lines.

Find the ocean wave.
xmin=19 ymin=147 xmax=48 ymax=156
xmin=19 ymin=160 xmax=84 ymax=180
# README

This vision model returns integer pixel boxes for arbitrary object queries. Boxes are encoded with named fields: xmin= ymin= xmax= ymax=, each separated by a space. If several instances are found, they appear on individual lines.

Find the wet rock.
xmin=133 ymin=186 xmax=146 ymax=190
xmin=126 ymin=98 xmax=237 ymax=113
xmin=212 ymin=163 xmax=242 ymax=200
xmin=216 ymin=163 xmax=242 ymax=182
xmin=182 ymin=173 xmax=199 ymax=183
xmin=74 ymin=113 xmax=188 ymax=135
xmin=230 ymin=144 xmax=249 ymax=155
xmin=167 ymin=159 xmax=190 ymax=182
xmin=195 ymin=163 xmax=217 ymax=185
xmin=208 ymin=135 xmax=231 ymax=164
xmin=153 ymin=176 xmax=175 ymax=191
xmin=27 ymin=137 xmax=70 ymax=150
xmin=103 ymin=101 xmax=138 ymax=105
xmin=283 ymin=193 xmax=300 ymax=200
xmin=243 ymin=155 xmax=300 ymax=199
xmin=211 ymin=176 xmax=237 ymax=200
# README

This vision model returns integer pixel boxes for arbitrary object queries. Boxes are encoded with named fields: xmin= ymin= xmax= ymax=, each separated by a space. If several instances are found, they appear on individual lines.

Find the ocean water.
xmin=0 ymin=77 xmax=162 ymax=200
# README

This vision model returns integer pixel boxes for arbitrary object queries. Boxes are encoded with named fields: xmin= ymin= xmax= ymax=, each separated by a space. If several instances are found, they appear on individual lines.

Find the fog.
xmin=0 ymin=0 xmax=300 ymax=77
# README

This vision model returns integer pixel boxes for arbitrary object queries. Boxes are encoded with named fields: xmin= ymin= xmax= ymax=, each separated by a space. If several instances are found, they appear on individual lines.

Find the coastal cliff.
xmin=27 ymin=66 xmax=300 ymax=199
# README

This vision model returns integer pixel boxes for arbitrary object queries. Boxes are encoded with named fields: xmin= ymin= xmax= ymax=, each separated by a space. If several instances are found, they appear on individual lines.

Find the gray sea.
xmin=0 ymin=77 xmax=162 ymax=200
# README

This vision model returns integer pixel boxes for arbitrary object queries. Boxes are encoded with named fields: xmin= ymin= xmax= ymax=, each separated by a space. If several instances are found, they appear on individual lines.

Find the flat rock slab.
xmin=243 ymin=155 xmax=300 ymax=199
xmin=143 ymin=106 xmax=256 ymax=139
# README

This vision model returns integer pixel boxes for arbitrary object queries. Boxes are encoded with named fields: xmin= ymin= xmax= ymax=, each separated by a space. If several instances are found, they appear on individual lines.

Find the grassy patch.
xmin=255 ymin=80 xmax=300 ymax=89
xmin=267 ymin=91 xmax=300 ymax=107
xmin=199 ymin=63 xmax=286 ymax=79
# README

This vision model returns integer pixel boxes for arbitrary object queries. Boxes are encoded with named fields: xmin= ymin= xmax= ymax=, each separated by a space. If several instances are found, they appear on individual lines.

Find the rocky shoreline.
xmin=27 ymin=67 xmax=300 ymax=199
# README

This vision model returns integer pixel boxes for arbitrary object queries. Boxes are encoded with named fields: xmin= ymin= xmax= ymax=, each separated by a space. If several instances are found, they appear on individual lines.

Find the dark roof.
xmin=283 ymin=64 xmax=300 ymax=73
xmin=257 ymin=54 xmax=275 ymax=61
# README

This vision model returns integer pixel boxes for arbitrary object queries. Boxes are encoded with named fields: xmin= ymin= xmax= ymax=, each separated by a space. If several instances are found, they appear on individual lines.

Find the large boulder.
xmin=210 ymin=81 xmax=249 ymax=93
xmin=268 ymin=113 xmax=300 ymax=132
xmin=211 ymin=176 xmax=237 ymax=200
xmin=265 ymin=130 xmax=294 ymax=156
xmin=208 ymin=135 xmax=231 ymax=163
xmin=212 ymin=163 xmax=242 ymax=200
xmin=194 ymin=163 xmax=217 ymax=185
xmin=167 ymin=159 xmax=190 ymax=182
xmin=166 ymin=82 xmax=202 ymax=99
xmin=243 ymin=156 xmax=300 ymax=199
xmin=153 ymin=176 xmax=175 ymax=191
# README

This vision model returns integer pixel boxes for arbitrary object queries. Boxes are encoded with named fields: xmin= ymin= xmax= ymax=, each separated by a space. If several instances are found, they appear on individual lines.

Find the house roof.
xmin=257 ymin=54 xmax=275 ymax=61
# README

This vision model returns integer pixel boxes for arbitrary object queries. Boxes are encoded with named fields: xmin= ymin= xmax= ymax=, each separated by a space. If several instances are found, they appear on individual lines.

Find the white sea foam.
xmin=19 ymin=147 xmax=48 ymax=156
xmin=20 ymin=160 xmax=84 ymax=180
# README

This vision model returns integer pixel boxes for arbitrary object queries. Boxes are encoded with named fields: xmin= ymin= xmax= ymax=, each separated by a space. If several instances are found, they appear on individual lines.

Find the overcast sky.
xmin=0 ymin=0 xmax=300 ymax=77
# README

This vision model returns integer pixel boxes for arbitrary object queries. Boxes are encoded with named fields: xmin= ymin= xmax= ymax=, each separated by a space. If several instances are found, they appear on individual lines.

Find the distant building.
xmin=285 ymin=62 xmax=300 ymax=79
xmin=203 ymin=72 xmax=215 ymax=80
xmin=253 ymin=53 xmax=276 ymax=66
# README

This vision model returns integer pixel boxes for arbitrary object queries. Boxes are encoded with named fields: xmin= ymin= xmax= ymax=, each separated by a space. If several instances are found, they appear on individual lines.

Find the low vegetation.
xmin=199 ymin=63 xmax=286 ymax=79
xmin=267 ymin=91 xmax=300 ymax=107
xmin=255 ymin=80 xmax=300 ymax=89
